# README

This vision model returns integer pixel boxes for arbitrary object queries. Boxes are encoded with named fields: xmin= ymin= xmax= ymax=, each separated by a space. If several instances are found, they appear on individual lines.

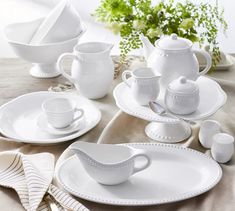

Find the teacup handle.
xmin=122 ymin=70 xmax=132 ymax=88
xmin=132 ymin=149 xmax=151 ymax=174
xmin=193 ymin=49 xmax=212 ymax=76
xmin=71 ymin=108 xmax=84 ymax=124
xmin=57 ymin=52 xmax=78 ymax=84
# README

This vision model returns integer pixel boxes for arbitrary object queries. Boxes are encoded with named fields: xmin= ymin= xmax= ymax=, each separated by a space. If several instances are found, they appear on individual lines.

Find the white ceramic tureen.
xmin=140 ymin=33 xmax=212 ymax=95
xmin=165 ymin=76 xmax=199 ymax=115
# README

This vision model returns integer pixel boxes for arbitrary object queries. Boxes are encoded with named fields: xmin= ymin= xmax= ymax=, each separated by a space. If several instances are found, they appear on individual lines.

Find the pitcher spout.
xmin=139 ymin=34 xmax=155 ymax=61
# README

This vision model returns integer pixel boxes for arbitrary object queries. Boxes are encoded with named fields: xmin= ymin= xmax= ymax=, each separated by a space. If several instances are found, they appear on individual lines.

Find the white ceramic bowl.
xmin=30 ymin=0 xmax=83 ymax=45
xmin=4 ymin=18 xmax=85 ymax=78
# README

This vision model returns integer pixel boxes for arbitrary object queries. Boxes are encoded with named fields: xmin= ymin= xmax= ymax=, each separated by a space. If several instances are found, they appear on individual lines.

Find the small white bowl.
xmin=211 ymin=133 xmax=234 ymax=163
xmin=165 ymin=76 xmax=199 ymax=115
xmin=30 ymin=0 xmax=83 ymax=44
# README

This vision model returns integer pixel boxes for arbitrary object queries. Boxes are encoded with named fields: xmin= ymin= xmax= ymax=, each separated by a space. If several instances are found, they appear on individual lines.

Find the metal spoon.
xmin=149 ymin=101 xmax=197 ymax=125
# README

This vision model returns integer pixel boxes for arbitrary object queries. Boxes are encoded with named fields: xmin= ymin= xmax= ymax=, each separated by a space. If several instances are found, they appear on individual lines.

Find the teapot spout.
xmin=140 ymin=34 xmax=155 ymax=61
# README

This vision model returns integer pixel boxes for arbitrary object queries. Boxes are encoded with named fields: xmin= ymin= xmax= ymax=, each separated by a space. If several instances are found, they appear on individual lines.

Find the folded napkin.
xmin=0 ymin=151 xmax=89 ymax=211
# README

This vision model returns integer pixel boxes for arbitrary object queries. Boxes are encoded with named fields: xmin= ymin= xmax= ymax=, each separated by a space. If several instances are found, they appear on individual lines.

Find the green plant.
xmin=93 ymin=0 xmax=227 ymax=68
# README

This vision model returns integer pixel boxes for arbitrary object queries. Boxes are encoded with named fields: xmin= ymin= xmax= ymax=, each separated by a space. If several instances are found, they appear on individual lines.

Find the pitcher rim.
xmin=73 ymin=42 xmax=113 ymax=55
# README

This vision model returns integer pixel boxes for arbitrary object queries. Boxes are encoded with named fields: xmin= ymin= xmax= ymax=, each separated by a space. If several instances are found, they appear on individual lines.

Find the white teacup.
xmin=211 ymin=133 xmax=234 ymax=163
xmin=42 ymin=97 xmax=84 ymax=128
xmin=199 ymin=120 xmax=221 ymax=148
xmin=122 ymin=68 xmax=161 ymax=106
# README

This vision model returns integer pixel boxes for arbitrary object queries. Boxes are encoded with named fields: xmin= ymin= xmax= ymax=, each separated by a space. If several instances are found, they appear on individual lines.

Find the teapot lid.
xmin=168 ymin=76 xmax=198 ymax=94
xmin=156 ymin=34 xmax=192 ymax=51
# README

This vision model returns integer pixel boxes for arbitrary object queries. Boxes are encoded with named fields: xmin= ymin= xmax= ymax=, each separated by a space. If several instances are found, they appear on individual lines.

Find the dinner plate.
xmin=0 ymin=91 xmax=101 ymax=144
xmin=56 ymin=142 xmax=222 ymax=206
xmin=37 ymin=113 xmax=85 ymax=136
xmin=113 ymin=76 xmax=227 ymax=122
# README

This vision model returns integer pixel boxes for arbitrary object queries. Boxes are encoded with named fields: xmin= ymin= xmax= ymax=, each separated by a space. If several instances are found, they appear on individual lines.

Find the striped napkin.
xmin=0 ymin=151 xmax=89 ymax=211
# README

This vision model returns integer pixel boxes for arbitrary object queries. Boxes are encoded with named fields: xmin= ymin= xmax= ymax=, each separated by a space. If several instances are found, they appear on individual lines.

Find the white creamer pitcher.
xmin=58 ymin=42 xmax=114 ymax=99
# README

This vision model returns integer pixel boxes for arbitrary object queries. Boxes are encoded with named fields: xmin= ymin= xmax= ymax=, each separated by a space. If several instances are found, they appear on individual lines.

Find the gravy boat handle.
xmin=132 ymin=149 xmax=151 ymax=174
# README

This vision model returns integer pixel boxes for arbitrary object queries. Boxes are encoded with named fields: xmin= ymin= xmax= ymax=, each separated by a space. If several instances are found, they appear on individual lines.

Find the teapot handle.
xmin=193 ymin=49 xmax=212 ymax=76
xmin=57 ymin=52 xmax=78 ymax=84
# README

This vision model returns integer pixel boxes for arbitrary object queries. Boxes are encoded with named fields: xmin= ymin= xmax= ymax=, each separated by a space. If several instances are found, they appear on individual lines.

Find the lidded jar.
xmin=165 ymin=76 xmax=199 ymax=115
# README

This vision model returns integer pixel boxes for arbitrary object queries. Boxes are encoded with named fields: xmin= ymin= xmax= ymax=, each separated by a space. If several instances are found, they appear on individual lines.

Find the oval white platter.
xmin=0 ymin=91 xmax=101 ymax=144
xmin=56 ymin=142 xmax=222 ymax=206
xmin=113 ymin=76 xmax=227 ymax=122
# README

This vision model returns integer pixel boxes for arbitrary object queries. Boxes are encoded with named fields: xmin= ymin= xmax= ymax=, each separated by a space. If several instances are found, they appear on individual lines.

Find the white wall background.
xmin=0 ymin=0 xmax=234 ymax=57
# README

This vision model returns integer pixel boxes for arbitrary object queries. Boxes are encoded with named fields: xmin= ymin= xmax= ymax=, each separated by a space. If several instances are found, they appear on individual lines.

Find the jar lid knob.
xmin=179 ymin=76 xmax=187 ymax=84
xmin=171 ymin=33 xmax=178 ymax=40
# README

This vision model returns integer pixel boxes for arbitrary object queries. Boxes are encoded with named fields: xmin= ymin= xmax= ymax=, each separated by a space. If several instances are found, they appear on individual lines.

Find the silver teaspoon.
xmin=149 ymin=101 xmax=197 ymax=125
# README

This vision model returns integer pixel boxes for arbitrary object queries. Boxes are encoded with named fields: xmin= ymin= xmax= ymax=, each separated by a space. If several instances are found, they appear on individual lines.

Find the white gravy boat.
xmin=70 ymin=141 xmax=151 ymax=185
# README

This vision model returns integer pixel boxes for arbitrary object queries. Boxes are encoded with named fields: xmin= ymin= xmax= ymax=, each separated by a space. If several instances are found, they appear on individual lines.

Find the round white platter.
xmin=0 ymin=91 xmax=101 ymax=144
xmin=113 ymin=76 xmax=227 ymax=143
xmin=55 ymin=142 xmax=222 ymax=206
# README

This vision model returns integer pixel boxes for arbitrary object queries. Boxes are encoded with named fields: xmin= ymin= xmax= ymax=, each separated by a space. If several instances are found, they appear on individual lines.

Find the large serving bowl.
xmin=4 ymin=18 xmax=85 ymax=78
xmin=30 ymin=0 xmax=83 ymax=44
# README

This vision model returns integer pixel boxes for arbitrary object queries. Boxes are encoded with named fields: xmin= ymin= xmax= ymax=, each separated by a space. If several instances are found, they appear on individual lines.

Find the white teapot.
xmin=140 ymin=34 xmax=211 ymax=96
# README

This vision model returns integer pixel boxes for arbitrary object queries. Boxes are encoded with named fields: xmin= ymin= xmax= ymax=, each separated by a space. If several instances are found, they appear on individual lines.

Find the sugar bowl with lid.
xmin=165 ymin=76 xmax=199 ymax=115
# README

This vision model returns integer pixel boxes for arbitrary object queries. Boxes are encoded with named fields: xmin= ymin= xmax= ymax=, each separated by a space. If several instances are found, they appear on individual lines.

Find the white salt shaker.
xmin=199 ymin=120 xmax=221 ymax=148
xmin=211 ymin=133 xmax=234 ymax=163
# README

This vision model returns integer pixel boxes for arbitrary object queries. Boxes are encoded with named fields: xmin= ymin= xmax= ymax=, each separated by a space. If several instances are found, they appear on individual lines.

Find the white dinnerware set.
xmin=0 ymin=1 xmax=233 ymax=207
xmin=53 ymin=34 xmax=229 ymax=206
xmin=114 ymin=33 xmax=227 ymax=143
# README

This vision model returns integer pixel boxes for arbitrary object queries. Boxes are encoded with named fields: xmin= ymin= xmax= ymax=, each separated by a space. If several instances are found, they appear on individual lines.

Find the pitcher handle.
xmin=57 ymin=52 xmax=78 ymax=84
xmin=132 ymin=149 xmax=151 ymax=174
xmin=193 ymin=49 xmax=212 ymax=76
xmin=122 ymin=70 xmax=132 ymax=88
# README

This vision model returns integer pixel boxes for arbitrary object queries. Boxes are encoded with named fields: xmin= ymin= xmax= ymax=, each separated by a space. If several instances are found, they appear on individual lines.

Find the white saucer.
xmin=0 ymin=91 xmax=101 ymax=145
xmin=55 ymin=142 xmax=222 ymax=206
xmin=37 ymin=113 xmax=85 ymax=136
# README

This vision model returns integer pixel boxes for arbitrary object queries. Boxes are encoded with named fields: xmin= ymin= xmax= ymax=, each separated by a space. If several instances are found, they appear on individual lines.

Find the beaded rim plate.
xmin=55 ymin=142 xmax=222 ymax=206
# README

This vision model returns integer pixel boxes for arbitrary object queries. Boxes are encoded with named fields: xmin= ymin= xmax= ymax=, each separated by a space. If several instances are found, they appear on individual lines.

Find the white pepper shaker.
xmin=211 ymin=133 xmax=234 ymax=163
xmin=199 ymin=120 xmax=221 ymax=148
